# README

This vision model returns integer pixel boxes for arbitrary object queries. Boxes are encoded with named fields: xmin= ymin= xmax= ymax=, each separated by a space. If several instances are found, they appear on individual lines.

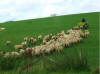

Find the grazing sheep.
xmin=61 ymin=30 xmax=65 ymax=34
xmin=24 ymin=37 xmax=28 ymax=41
xmin=34 ymin=47 xmax=41 ymax=56
xmin=23 ymin=48 xmax=33 ymax=56
xmin=77 ymin=29 xmax=85 ymax=37
xmin=0 ymin=28 xmax=5 ymax=31
xmin=67 ymin=29 xmax=73 ymax=34
xmin=14 ymin=45 xmax=23 ymax=50
xmin=38 ymin=35 xmax=42 ymax=40
xmin=31 ymin=47 xmax=35 ymax=56
xmin=45 ymin=48 xmax=52 ymax=54
xmin=4 ymin=52 xmax=19 ymax=58
xmin=4 ymin=52 xmax=10 ymax=58
xmin=55 ymin=46 xmax=63 ymax=53
xmin=20 ymin=49 xmax=25 ymax=55
xmin=11 ymin=52 xmax=20 ymax=58
xmin=74 ymin=26 xmax=79 ymax=30
xmin=2 ymin=27 xmax=89 ymax=57
xmin=6 ymin=41 xmax=11 ymax=46
xmin=64 ymin=41 xmax=70 ymax=47
xmin=43 ymin=34 xmax=51 ymax=42
xmin=84 ymin=30 xmax=89 ymax=37
xmin=43 ymin=40 xmax=46 ymax=45
xmin=21 ymin=41 xmax=27 ymax=48
xmin=52 ymin=36 xmax=56 ymax=40
xmin=30 ymin=37 xmax=37 ymax=44
xmin=79 ymin=26 xmax=83 ymax=29
xmin=49 ymin=33 xmax=53 ymax=37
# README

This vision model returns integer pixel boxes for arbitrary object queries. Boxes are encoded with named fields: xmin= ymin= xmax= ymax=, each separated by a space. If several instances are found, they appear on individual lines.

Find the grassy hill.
xmin=0 ymin=12 xmax=99 ymax=74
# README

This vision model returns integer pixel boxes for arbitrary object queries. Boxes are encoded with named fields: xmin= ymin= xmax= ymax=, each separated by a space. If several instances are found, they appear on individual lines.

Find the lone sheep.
xmin=6 ymin=41 xmax=11 ymax=46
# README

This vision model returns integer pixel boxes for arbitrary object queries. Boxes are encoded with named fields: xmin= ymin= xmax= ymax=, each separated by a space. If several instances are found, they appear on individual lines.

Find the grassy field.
xmin=0 ymin=12 xmax=99 ymax=74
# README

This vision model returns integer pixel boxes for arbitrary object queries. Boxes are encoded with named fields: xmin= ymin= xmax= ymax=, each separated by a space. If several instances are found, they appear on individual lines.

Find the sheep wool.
xmin=24 ymin=37 xmax=28 ymax=41
xmin=20 ymin=49 xmax=25 ymax=54
xmin=84 ymin=30 xmax=90 ymax=37
xmin=6 ymin=41 xmax=11 ymax=46
xmin=0 ymin=28 xmax=5 ymax=31
xmin=74 ymin=26 xmax=79 ymax=30
xmin=11 ymin=52 xmax=20 ymax=58
xmin=38 ymin=35 xmax=42 ymax=40
xmin=14 ymin=45 xmax=23 ymax=50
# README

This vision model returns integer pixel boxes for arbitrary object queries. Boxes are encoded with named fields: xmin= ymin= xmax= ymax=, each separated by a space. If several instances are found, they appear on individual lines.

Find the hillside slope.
xmin=0 ymin=12 xmax=99 ymax=73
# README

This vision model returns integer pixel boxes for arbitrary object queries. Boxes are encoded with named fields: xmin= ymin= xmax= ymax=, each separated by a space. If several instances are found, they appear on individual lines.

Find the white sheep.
xmin=6 ymin=41 xmax=11 ymax=46
xmin=0 ymin=28 xmax=5 ymax=31
xmin=43 ymin=34 xmax=51 ymax=42
xmin=14 ymin=45 xmax=23 ymax=50
xmin=84 ymin=30 xmax=90 ymax=37
xmin=4 ymin=52 xmax=10 ymax=58
xmin=74 ymin=26 xmax=79 ymax=30
xmin=38 ymin=35 xmax=42 ymax=40
xmin=21 ymin=41 xmax=27 ymax=48
xmin=24 ymin=37 xmax=28 ymax=41
xmin=30 ymin=37 xmax=37 ymax=44
xmin=34 ymin=47 xmax=41 ymax=56
xmin=11 ymin=52 xmax=20 ymax=58
xmin=31 ymin=47 xmax=35 ymax=56
xmin=79 ymin=26 xmax=83 ymax=29
xmin=20 ymin=49 xmax=25 ymax=55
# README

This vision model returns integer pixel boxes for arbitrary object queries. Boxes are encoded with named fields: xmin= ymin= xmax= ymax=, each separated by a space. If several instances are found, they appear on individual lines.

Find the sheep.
xmin=24 ymin=37 xmax=28 ymax=41
xmin=31 ymin=47 xmax=35 ymax=56
xmin=34 ymin=47 xmax=41 ymax=56
xmin=40 ymin=45 xmax=46 ymax=54
xmin=43 ymin=34 xmax=51 ymax=42
xmin=14 ymin=45 xmax=23 ymax=50
xmin=52 ymin=36 xmax=57 ymax=40
xmin=55 ymin=45 xmax=63 ymax=53
xmin=26 ymin=48 xmax=33 ymax=55
xmin=79 ymin=26 xmax=83 ymax=29
xmin=38 ymin=35 xmax=42 ymax=40
xmin=2 ymin=27 xmax=88 ymax=57
xmin=77 ymin=29 xmax=85 ymax=37
xmin=11 ymin=52 xmax=20 ymax=58
xmin=67 ymin=29 xmax=73 ymax=34
xmin=61 ymin=30 xmax=65 ymax=34
xmin=84 ymin=30 xmax=89 ymax=37
xmin=4 ymin=52 xmax=19 ymax=58
xmin=21 ymin=41 xmax=27 ymax=48
xmin=6 ymin=41 xmax=11 ymax=46
xmin=64 ymin=41 xmax=70 ymax=47
xmin=49 ymin=33 xmax=53 ymax=37
xmin=43 ymin=40 xmax=46 ymax=45
xmin=4 ymin=52 xmax=10 ymax=58
xmin=0 ymin=28 xmax=5 ymax=31
xmin=23 ymin=48 xmax=33 ymax=56
xmin=29 ymin=37 xmax=37 ymax=44
xmin=20 ymin=49 xmax=25 ymax=55
xmin=74 ymin=26 xmax=79 ymax=30
xmin=45 ymin=48 xmax=52 ymax=54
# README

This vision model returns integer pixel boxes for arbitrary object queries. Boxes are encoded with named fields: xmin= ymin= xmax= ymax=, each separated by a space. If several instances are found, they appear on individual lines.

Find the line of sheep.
xmin=0 ymin=27 xmax=90 ymax=58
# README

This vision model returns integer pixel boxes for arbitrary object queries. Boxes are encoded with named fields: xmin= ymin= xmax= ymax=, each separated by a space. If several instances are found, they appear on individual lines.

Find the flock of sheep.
xmin=0 ymin=26 xmax=90 ymax=58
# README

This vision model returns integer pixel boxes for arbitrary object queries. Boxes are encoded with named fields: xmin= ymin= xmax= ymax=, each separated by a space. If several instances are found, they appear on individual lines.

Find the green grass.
xmin=0 ymin=12 xmax=99 ymax=74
